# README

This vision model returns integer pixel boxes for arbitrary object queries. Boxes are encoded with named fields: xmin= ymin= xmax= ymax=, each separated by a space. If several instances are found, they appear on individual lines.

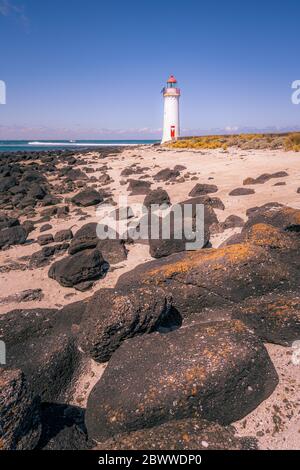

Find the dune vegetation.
xmin=167 ymin=132 xmax=300 ymax=152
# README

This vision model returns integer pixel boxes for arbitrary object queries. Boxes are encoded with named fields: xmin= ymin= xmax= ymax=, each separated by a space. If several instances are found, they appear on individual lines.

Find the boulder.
xmin=127 ymin=179 xmax=151 ymax=195
xmin=244 ymin=203 xmax=300 ymax=232
xmin=183 ymin=195 xmax=225 ymax=211
xmin=229 ymin=188 xmax=255 ymax=196
xmin=29 ymin=243 xmax=69 ymax=269
xmin=147 ymin=200 xmax=216 ymax=258
xmin=243 ymin=171 xmax=289 ymax=185
xmin=0 ymin=369 xmax=41 ymax=450
xmin=95 ymin=418 xmax=257 ymax=450
xmin=232 ymin=291 xmax=300 ymax=346
xmin=0 ymin=289 xmax=43 ymax=304
xmin=40 ymin=223 xmax=52 ymax=232
xmin=188 ymin=184 xmax=218 ymax=197
xmin=37 ymin=234 xmax=54 ymax=246
xmin=221 ymin=215 xmax=244 ymax=229
xmin=68 ymin=223 xmax=126 ymax=263
xmin=96 ymin=239 xmax=128 ymax=264
xmin=143 ymin=189 xmax=171 ymax=209
xmin=153 ymin=168 xmax=180 ymax=182
xmin=79 ymin=286 xmax=173 ymax=362
xmin=71 ymin=189 xmax=103 ymax=207
xmin=54 ymin=229 xmax=73 ymax=242
xmin=0 ymin=304 xmax=85 ymax=402
xmin=59 ymin=168 xmax=88 ymax=181
xmin=0 ymin=225 xmax=27 ymax=249
xmin=68 ymin=222 xmax=98 ymax=254
xmin=48 ymin=249 xmax=109 ymax=287
xmin=242 ymin=223 xmax=299 ymax=250
xmin=85 ymin=320 xmax=278 ymax=441
xmin=117 ymin=243 xmax=296 ymax=317
xmin=0 ymin=215 xmax=19 ymax=230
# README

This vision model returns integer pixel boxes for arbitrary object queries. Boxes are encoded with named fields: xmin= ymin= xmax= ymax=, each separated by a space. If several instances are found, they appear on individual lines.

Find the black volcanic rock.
xmin=0 ymin=215 xmax=20 ymax=230
xmin=244 ymin=203 xmax=300 ymax=232
xmin=0 ymin=304 xmax=86 ymax=402
xmin=78 ymin=286 xmax=173 ymax=362
xmin=153 ymin=168 xmax=180 ymax=182
xmin=229 ymin=188 xmax=255 ymax=196
xmin=143 ymin=188 xmax=171 ymax=209
xmin=85 ymin=320 xmax=278 ymax=441
xmin=188 ymin=183 xmax=218 ymax=197
xmin=37 ymin=234 xmax=54 ymax=246
xmin=232 ymin=291 xmax=300 ymax=346
xmin=48 ymin=249 xmax=109 ymax=287
xmin=54 ymin=229 xmax=73 ymax=242
xmin=116 ymin=243 xmax=297 ymax=317
xmin=0 ymin=225 xmax=27 ymax=250
xmin=71 ymin=189 xmax=103 ymax=207
xmin=0 ymin=369 xmax=41 ymax=450
xmin=95 ymin=418 xmax=257 ymax=450
xmin=127 ymin=179 xmax=152 ymax=195
xmin=243 ymin=171 xmax=289 ymax=185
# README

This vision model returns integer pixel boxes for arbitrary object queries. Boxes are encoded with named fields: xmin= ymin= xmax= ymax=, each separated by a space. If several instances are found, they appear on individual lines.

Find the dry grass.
xmin=285 ymin=133 xmax=300 ymax=152
xmin=166 ymin=132 xmax=300 ymax=152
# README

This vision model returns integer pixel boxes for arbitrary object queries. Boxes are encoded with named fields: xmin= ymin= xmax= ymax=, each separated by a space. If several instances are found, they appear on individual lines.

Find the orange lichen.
xmin=246 ymin=223 xmax=296 ymax=249
xmin=147 ymin=243 xmax=262 ymax=281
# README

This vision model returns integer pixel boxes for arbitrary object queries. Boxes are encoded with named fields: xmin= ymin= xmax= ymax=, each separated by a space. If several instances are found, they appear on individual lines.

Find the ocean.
xmin=0 ymin=140 xmax=158 ymax=153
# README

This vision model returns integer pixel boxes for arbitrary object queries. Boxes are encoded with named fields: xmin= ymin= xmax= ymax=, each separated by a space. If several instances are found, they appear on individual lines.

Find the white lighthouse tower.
xmin=161 ymin=75 xmax=180 ymax=144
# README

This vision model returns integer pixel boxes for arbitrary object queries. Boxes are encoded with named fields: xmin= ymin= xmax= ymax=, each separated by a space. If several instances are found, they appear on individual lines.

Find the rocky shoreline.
xmin=0 ymin=145 xmax=300 ymax=450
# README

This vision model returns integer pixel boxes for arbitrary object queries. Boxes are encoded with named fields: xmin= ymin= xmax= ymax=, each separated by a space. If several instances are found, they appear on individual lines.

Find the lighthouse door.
xmin=170 ymin=126 xmax=175 ymax=139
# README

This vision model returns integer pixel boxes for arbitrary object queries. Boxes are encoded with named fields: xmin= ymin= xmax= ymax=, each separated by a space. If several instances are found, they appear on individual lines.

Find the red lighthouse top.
xmin=167 ymin=75 xmax=177 ymax=84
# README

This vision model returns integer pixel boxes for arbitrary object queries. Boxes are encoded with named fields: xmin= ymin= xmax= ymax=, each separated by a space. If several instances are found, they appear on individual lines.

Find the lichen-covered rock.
xmin=85 ymin=320 xmax=278 ymax=441
xmin=79 ymin=286 xmax=173 ymax=362
xmin=0 ymin=369 xmax=41 ymax=450
xmin=244 ymin=203 xmax=300 ymax=232
xmin=242 ymin=223 xmax=299 ymax=250
xmin=117 ymin=243 xmax=296 ymax=317
xmin=232 ymin=291 xmax=300 ymax=345
xmin=95 ymin=418 xmax=257 ymax=450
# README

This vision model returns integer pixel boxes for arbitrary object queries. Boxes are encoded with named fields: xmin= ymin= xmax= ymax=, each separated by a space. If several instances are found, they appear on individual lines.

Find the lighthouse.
xmin=161 ymin=75 xmax=180 ymax=144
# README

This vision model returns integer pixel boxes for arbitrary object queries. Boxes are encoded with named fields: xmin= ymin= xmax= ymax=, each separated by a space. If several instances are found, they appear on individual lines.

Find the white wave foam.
xmin=28 ymin=141 xmax=138 ymax=147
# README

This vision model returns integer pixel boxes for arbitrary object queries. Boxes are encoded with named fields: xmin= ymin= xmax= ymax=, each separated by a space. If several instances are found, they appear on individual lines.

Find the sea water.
xmin=0 ymin=140 xmax=158 ymax=153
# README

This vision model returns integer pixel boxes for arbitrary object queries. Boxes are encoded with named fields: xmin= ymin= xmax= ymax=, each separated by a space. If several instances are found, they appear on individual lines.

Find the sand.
xmin=1 ymin=144 xmax=300 ymax=449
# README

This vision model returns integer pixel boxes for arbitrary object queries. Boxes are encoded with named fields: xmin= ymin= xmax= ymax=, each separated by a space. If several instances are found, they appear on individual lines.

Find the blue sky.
xmin=0 ymin=0 xmax=300 ymax=139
